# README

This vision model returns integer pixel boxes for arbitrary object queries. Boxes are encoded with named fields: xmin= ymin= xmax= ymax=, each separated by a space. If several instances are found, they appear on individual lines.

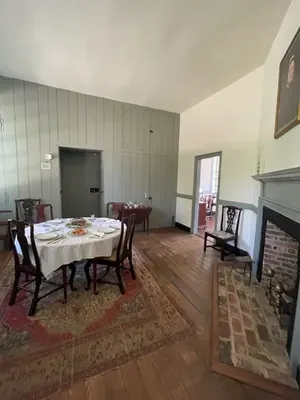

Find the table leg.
xmin=62 ymin=265 xmax=68 ymax=303
xmin=69 ymin=263 xmax=77 ymax=291
xmin=146 ymin=216 xmax=149 ymax=234
xmin=143 ymin=220 xmax=146 ymax=232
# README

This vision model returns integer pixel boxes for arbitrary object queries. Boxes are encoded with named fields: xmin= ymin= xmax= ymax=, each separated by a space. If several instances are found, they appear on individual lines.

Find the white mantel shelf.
xmin=252 ymin=167 xmax=300 ymax=182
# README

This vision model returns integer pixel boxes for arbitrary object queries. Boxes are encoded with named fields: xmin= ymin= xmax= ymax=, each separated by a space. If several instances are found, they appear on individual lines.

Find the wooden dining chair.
xmin=15 ymin=198 xmax=41 ymax=222
xmin=33 ymin=204 xmax=54 ymax=223
xmin=106 ymin=202 xmax=124 ymax=220
xmin=88 ymin=213 xmax=136 ymax=295
xmin=204 ymin=205 xmax=242 ymax=261
xmin=8 ymin=219 xmax=69 ymax=316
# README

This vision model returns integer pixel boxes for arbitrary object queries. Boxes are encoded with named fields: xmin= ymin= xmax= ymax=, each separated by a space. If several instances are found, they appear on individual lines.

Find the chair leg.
xmin=28 ymin=276 xmax=42 ymax=316
xmin=93 ymin=259 xmax=99 ymax=295
xmin=228 ymin=262 xmax=236 ymax=279
xmin=84 ymin=260 xmax=92 ymax=290
xmin=234 ymin=239 xmax=238 ymax=256
xmin=249 ymin=263 xmax=252 ymax=286
xmin=204 ymin=233 xmax=207 ymax=251
xmin=61 ymin=265 xmax=68 ymax=303
xmin=116 ymin=264 xmax=125 ymax=295
xmin=129 ymin=255 xmax=136 ymax=280
xmin=9 ymin=271 xmax=21 ymax=306
xmin=221 ymin=243 xmax=225 ymax=261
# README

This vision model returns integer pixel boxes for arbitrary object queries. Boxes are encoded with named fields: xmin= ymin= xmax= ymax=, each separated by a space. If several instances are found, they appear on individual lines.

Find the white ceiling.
xmin=0 ymin=0 xmax=291 ymax=113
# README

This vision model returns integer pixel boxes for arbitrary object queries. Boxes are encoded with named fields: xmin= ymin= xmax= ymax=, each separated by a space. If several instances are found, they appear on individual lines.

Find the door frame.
xmin=191 ymin=151 xmax=222 ymax=234
xmin=58 ymin=146 xmax=104 ymax=217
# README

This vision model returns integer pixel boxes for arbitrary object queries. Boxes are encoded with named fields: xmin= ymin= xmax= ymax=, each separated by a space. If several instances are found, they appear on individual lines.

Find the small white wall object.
xmin=45 ymin=153 xmax=53 ymax=160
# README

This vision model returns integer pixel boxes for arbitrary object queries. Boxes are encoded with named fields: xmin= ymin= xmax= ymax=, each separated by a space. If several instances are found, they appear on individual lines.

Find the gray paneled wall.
xmin=0 ymin=76 xmax=179 ymax=228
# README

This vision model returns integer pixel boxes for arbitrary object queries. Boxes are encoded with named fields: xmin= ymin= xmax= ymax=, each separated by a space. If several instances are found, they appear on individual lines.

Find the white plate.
xmin=97 ymin=227 xmax=116 ymax=234
xmin=35 ymin=232 xmax=59 ymax=241
xmin=98 ymin=218 xmax=109 ymax=222
xmin=109 ymin=223 xmax=121 ymax=230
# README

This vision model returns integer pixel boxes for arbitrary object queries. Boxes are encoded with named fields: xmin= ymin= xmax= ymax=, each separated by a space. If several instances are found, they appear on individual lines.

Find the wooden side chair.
xmin=204 ymin=205 xmax=242 ymax=261
xmin=33 ymin=204 xmax=54 ymax=223
xmin=8 ymin=219 xmax=69 ymax=316
xmin=15 ymin=198 xmax=41 ymax=222
xmin=85 ymin=214 xmax=136 ymax=295
xmin=106 ymin=202 xmax=124 ymax=220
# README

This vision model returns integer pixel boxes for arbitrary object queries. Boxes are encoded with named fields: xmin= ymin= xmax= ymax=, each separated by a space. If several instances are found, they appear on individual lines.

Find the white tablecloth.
xmin=15 ymin=218 xmax=122 ymax=278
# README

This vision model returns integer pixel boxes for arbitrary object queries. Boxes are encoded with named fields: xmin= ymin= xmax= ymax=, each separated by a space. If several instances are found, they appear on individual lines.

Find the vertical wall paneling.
xmin=38 ymin=85 xmax=51 ymax=203
xmin=86 ymin=95 xmax=97 ymax=148
xmin=13 ymin=79 xmax=29 ymax=199
xmin=25 ymin=82 xmax=42 ymax=199
xmin=48 ymin=87 xmax=59 ymax=214
xmin=77 ymin=93 xmax=87 ymax=145
xmin=113 ymin=101 xmax=123 ymax=201
xmin=69 ymin=91 xmax=78 ymax=144
xmin=0 ymin=76 xmax=180 ymax=226
xmin=96 ymin=97 xmax=104 ymax=148
xmin=57 ymin=89 xmax=69 ymax=144
xmin=122 ymin=152 xmax=131 ymax=202
xmin=122 ymin=103 xmax=130 ymax=150
xmin=0 ymin=79 xmax=6 ymax=209
xmin=137 ymin=107 xmax=150 ymax=152
xmin=0 ymin=76 xmax=19 ymax=211
xmin=103 ymin=99 xmax=114 ymax=202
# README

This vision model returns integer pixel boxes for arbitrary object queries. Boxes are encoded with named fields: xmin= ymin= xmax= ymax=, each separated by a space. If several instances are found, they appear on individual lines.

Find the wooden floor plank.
xmin=150 ymin=351 xmax=190 ymax=400
xmin=121 ymin=360 xmax=151 ymax=400
xmin=69 ymin=381 xmax=87 ymax=400
xmin=104 ymin=368 xmax=129 ymax=400
xmin=85 ymin=374 xmax=106 ymax=400
xmin=137 ymin=354 xmax=170 ymax=400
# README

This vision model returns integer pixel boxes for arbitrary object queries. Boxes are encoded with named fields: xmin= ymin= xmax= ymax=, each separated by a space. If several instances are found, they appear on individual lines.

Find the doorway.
xmin=59 ymin=148 xmax=102 ymax=218
xmin=191 ymin=152 xmax=222 ymax=236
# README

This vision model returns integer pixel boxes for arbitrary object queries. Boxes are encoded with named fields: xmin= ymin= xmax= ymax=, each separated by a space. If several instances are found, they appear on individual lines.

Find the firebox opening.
xmin=257 ymin=206 xmax=300 ymax=355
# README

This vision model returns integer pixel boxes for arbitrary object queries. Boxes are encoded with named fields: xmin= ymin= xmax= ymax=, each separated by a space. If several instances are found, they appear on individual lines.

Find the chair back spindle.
xmin=220 ymin=206 xmax=242 ymax=236
xmin=15 ymin=198 xmax=41 ymax=222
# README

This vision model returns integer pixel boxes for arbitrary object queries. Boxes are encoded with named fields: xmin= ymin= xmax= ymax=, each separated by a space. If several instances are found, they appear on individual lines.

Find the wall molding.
xmin=218 ymin=199 xmax=257 ymax=214
xmin=176 ymin=193 xmax=193 ymax=200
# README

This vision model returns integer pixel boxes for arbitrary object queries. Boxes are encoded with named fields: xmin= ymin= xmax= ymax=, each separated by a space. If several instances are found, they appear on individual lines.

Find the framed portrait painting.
xmin=274 ymin=27 xmax=300 ymax=139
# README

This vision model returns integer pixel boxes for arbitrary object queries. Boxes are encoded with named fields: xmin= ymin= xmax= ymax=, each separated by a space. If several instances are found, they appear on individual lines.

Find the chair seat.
xmin=97 ymin=249 xmax=117 ymax=262
xmin=206 ymin=230 xmax=235 ymax=241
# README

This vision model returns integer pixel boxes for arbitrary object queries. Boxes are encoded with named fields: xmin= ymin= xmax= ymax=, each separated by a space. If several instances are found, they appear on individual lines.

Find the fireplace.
xmin=256 ymin=206 xmax=300 ymax=355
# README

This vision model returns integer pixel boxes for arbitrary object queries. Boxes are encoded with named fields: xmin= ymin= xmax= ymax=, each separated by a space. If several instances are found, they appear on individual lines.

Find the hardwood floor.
xmin=6 ymin=228 xmax=283 ymax=400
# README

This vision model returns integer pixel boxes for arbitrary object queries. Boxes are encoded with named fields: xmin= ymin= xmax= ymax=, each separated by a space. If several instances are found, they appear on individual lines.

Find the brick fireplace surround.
xmin=253 ymin=167 xmax=300 ymax=376
xmin=262 ymin=221 xmax=299 ymax=287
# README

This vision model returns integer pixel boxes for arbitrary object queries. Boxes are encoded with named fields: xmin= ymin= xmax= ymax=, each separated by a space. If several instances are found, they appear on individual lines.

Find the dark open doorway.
xmin=59 ymin=147 xmax=103 ymax=218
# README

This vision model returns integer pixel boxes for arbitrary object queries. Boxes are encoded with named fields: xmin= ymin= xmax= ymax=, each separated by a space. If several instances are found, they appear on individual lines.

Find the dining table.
xmin=15 ymin=217 xmax=123 ymax=280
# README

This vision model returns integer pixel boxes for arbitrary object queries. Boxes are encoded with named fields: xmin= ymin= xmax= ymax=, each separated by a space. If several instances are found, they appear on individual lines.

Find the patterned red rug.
xmin=0 ymin=251 xmax=196 ymax=400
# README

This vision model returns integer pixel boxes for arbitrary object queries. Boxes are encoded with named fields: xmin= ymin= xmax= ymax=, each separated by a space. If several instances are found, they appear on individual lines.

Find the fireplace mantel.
xmin=252 ymin=166 xmax=300 ymax=375
xmin=252 ymin=166 xmax=300 ymax=182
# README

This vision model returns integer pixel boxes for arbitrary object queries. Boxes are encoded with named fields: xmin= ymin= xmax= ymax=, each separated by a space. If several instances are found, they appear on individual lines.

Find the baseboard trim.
xmin=175 ymin=222 xmax=191 ymax=233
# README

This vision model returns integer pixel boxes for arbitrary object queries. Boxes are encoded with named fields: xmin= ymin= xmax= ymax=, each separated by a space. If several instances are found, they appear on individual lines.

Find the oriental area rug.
xmin=0 ymin=251 xmax=196 ymax=400
xmin=210 ymin=264 xmax=299 ymax=400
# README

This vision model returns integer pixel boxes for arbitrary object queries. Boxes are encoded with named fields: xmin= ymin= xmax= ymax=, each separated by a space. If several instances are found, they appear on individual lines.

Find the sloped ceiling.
xmin=0 ymin=0 xmax=291 ymax=113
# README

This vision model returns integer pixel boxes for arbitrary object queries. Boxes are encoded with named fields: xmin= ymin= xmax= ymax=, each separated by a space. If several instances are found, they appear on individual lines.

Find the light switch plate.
xmin=41 ymin=162 xmax=51 ymax=170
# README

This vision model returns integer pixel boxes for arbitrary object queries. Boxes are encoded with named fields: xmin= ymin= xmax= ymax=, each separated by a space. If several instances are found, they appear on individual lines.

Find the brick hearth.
xmin=262 ymin=221 xmax=299 ymax=290
xmin=218 ymin=266 xmax=298 ymax=388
